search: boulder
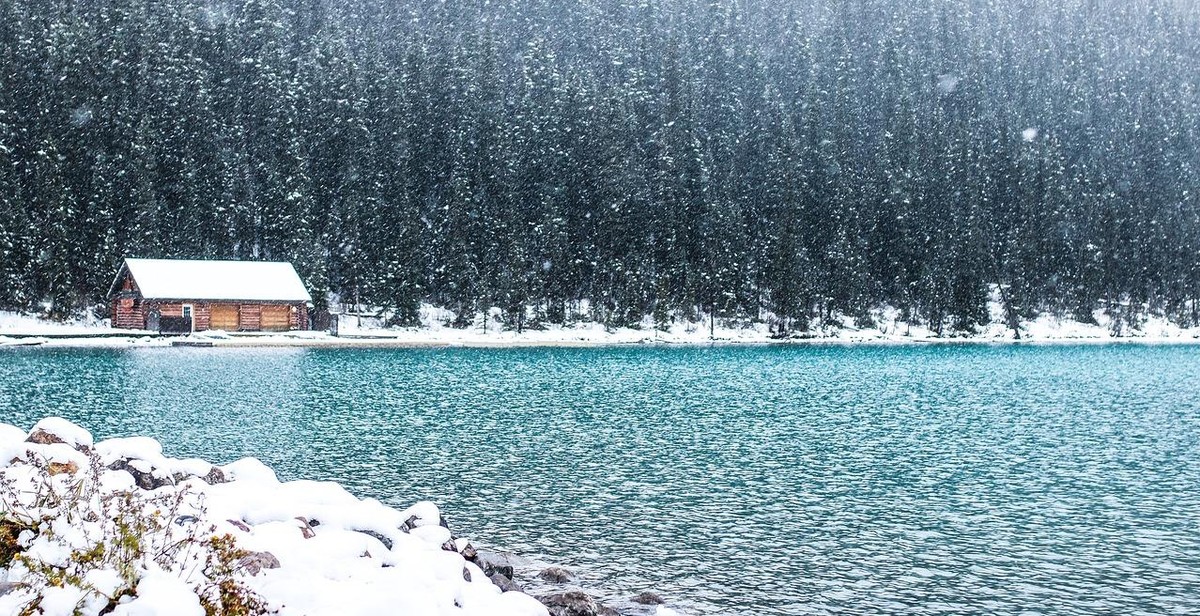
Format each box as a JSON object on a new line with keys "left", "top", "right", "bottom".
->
{"left": 236, "top": 550, "right": 280, "bottom": 576}
{"left": 26, "top": 418, "right": 93, "bottom": 453}
{"left": 47, "top": 460, "right": 79, "bottom": 476}
{"left": 108, "top": 458, "right": 172, "bottom": 490}
{"left": 539, "top": 591, "right": 618, "bottom": 616}
{"left": 398, "top": 501, "right": 442, "bottom": 531}
{"left": 632, "top": 591, "right": 664, "bottom": 605}
{"left": 539, "top": 566, "right": 574, "bottom": 583}
{"left": 489, "top": 572, "right": 522, "bottom": 593}
{"left": 470, "top": 550, "right": 515, "bottom": 579}
{"left": 199, "top": 464, "right": 227, "bottom": 484}
{"left": 353, "top": 528, "right": 394, "bottom": 550}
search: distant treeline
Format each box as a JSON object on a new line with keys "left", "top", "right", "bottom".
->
{"left": 1, "top": 0, "right": 1198, "bottom": 332}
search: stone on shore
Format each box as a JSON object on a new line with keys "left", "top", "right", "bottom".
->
{"left": 632, "top": 591, "right": 665, "bottom": 604}
{"left": 539, "top": 566, "right": 574, "bottom": 583}
{"left": 26, "top": 417, "right": 94, "bottom": 452}
{"left": 490, "top": 572, "right": 523, "bottom": 593}
{"left": 0, "top": 418, "right": 551, "bottom": 616}
{"left": 538, "top": 590, "right": 619, "bottom": 616}
{"left": 235, "top": 551, "right": 281, "bottom": 576}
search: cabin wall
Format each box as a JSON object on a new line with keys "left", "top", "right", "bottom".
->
{"left": 111, "top": 297, "right": 145, "bottom": 329}
{"left": 114, "top": 295, "right": 307, "bottom": 333}
{"left": 111, "top": 271, "right": 145, "bottom": 329}
{"left": 239, "top": 304, "right": 262, "bottom": 331}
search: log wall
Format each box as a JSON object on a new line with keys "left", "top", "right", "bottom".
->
{"left": 110, "top": 267, "right": 309, "bottom": 333}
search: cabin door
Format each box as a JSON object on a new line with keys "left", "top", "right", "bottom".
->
{"left": 181, "top": 304, "right": 195, "bottom": 333}
{"left": 211, "top": 304, "right": 240, "bottom": 331}
{"left": 260, "top": 305, "right": 290, "bottom": 332}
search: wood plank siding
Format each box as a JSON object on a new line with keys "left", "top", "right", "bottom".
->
{"left": 210, "top": 304, "right": 239, "bottom": 330}
{"left": 108, "top": 262, "right": 311, "bottom": 333}
{"left": 260, "top": 305, "right": 290, "bottom": 332}
{"left": 238, "top": 304, "right": 262, "bottom": 331}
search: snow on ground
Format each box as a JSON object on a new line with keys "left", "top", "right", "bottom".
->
{"left": 326, "top": 301, "right": 1200, "bottom": 347}
{"left": 0, "top": 311, "right": 161, "bottom": 348}
{"left": 0, "top": 418, "right": 548, "bottom": 616}
{"left": 2, "top": 303, "right": 1198, "bottom": 349}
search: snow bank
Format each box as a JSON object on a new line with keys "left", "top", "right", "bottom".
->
{"left": 325, "top": 300, "right": 1200, "bottom": 347}
{"left": 0, "top": 418, "right": 548, "bottom": 616}
{"left": 5, "top": 300, "right": 1198, "bottom": 350}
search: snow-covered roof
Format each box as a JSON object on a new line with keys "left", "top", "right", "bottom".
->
{"left": 114, "top": 259, "right": 312, "bottom": 303}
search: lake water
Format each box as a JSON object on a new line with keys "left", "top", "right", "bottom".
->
{"left": 2, "top": 343, "right": 1199, "bottom": 615}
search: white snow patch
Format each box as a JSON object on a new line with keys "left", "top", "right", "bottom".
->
{"left": 109, "top": 573, "right": 205, "bottom": 616}
{"left": 0, "top": 418, "right": 551, "bottom": 616}
{"left": 1022, "top": 127, "right": 1039, "bottom": 142}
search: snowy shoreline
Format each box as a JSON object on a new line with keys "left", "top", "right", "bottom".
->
{"left": 0, "top": 418, "right": 669, "bottom": 616}
{"left": 2, "top": 306, "right": 1199, "bottom": 349}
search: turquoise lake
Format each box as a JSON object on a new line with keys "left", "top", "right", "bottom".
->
{"left": 2, "top": 344, "right": 1199, "bottom": 615}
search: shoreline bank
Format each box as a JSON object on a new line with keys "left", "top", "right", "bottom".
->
{"left": 2, "top": 330, "right": 1199, "bottom": 350}
{"left": 4, "top": 306, "right": 1199, "bottom": 349}
{"left": 0, "top": 418, "right": 673, "bottom": 616}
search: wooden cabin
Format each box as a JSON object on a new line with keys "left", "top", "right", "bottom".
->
{"left": 108, "top": 258, "right": 312, "bottom": 333}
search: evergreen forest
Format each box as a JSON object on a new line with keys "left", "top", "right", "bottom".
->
{"left": 1, "top": 0, "right": 1198, "bottom": 333}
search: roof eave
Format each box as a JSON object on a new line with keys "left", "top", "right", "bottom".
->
{"left": 138, "top": 297, "right": 312, "bottom": 304}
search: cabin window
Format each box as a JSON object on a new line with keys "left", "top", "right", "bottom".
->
{"left": 181, "top": 304, "right": 194, "bottom": 332}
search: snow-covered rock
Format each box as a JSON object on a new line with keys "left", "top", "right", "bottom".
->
{"left": 27, "top": 417, "right": 94, "bottom": 451}
{"left": 0, "top": 419, "right": 549, "bottom": 616}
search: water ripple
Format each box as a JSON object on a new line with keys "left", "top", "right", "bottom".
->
{"left": 1, "top": 344, "right": 1199, "bottom": 615}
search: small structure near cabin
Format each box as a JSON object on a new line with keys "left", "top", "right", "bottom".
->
{"left": 108, "top": 258, "right": 312, "bottom": 334}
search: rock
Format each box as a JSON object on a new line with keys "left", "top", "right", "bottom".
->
{"left": 410, "top": 524, "right": 451, "bottom": 546}
{"left": 0, "top": 581, "right": 24, "bottom": 598}
{"left": 470, "top": 550, "right": 515, "bottom": 579}
{"left": 227, "top": 519, "right": 251, "bottom": 532}
{"left": 295, "top": 517, "right": 316, "bottom": 539}
{"left": 47, "top": 460, "right": 79, "bottom": 476}
{"left": 399, "top": 501, "right": 442, "bottom": 531}
{"left": 539, "top": 566, "right": 574, "bottom": 583}
{"left": 488, "top": 572, "right": 522, "bottom": 593}
{"left": 460, "top": 543, "right": 477, "bottom": 560}
{"left": 236, "top": 550, "right": 280, "bottom": 576}
{"left": 26, "top": 418, "right": 93, "bottom": 453}
{"left": 202, "top": 465, "right": 228, "bottom": 485}
{"left": 539, "top": 591, "right": 614, "bottom": 616}
{"left": 108, "top": 459, "right": 171, "bottom": 490}
{"left": 353, "top": 528, "right": 393, "bottom": 550}
{"left": 632, "top": 591, "right": 665, "bottom": 605}
{"left": 462, "top": 566, "right": 472, "bottom": 582}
